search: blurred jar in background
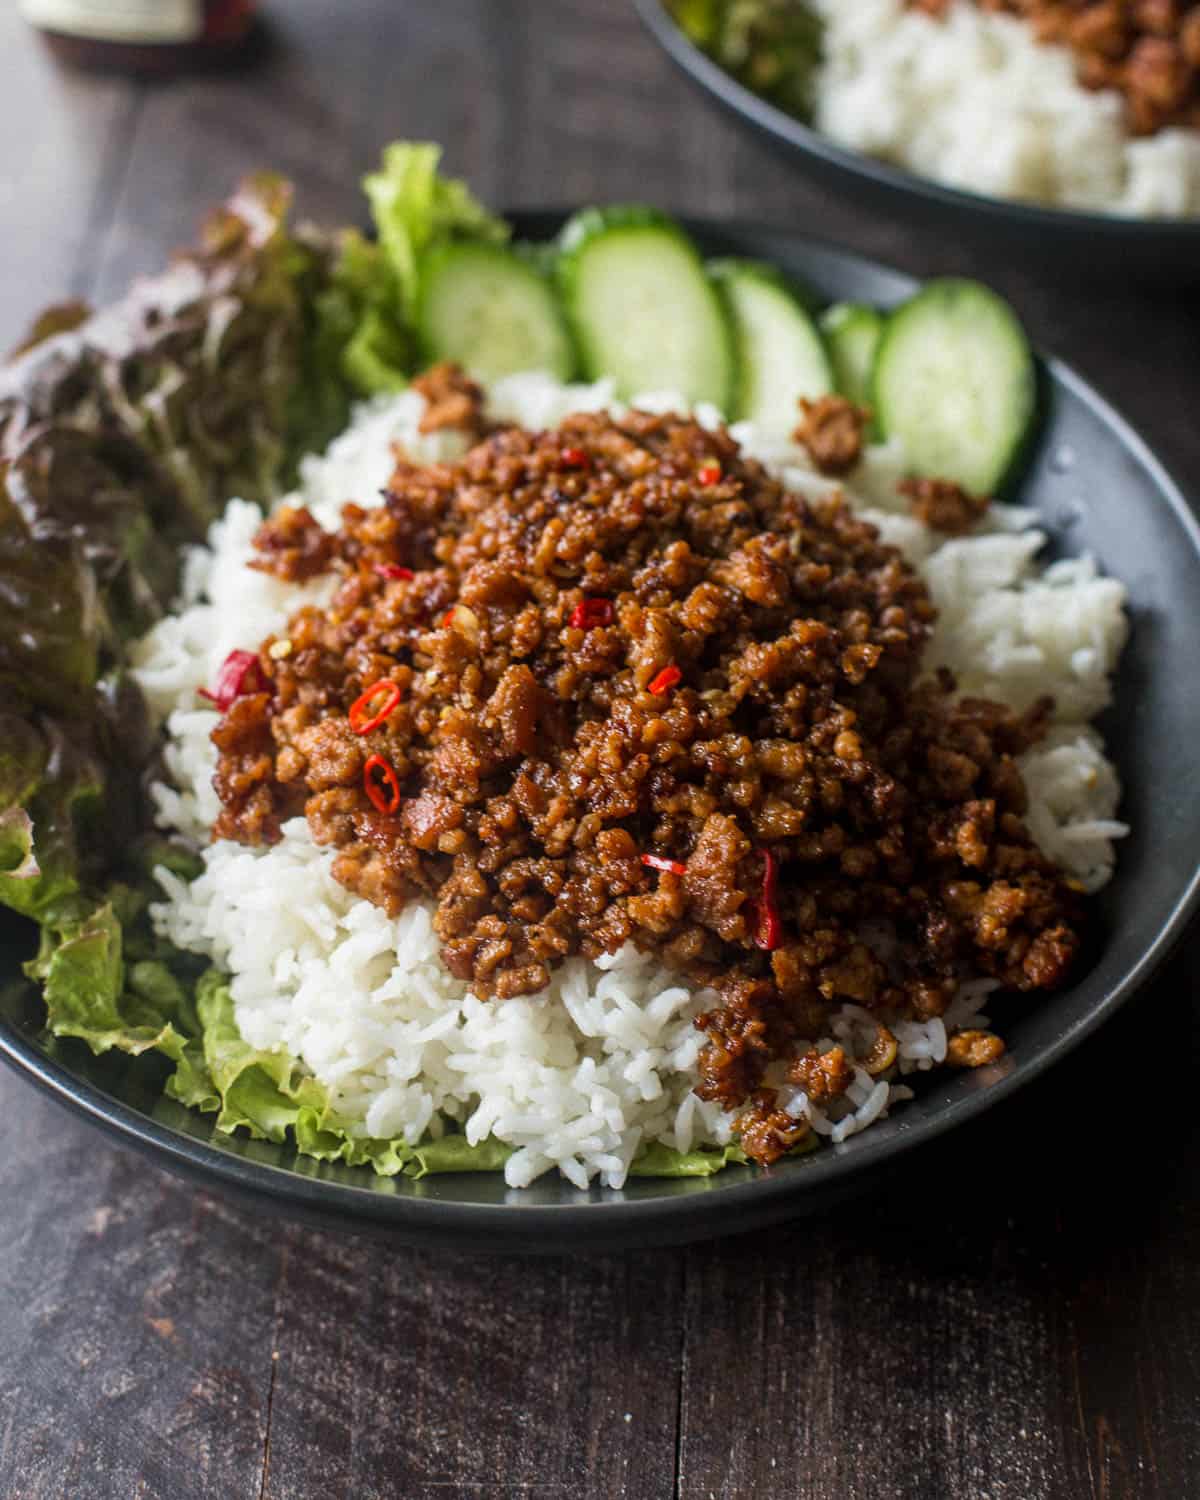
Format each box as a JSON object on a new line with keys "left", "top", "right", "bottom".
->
{"left": 20, "top": 0, "right": 257, "bottom": 74}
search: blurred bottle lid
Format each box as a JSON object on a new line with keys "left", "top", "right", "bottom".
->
{"left": 21, "top": 0, "right": 258, "bottom": 74}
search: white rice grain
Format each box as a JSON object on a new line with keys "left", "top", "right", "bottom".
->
{"left": 810, "top": 0, "right": 1200, "bottom": 217}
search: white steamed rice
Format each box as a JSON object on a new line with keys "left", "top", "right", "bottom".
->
{"left": 131, "top": 372, "right": 1129, "bottom": 1188}
{"left": 809, "top": 0, "right": 1200, "bottom": 217}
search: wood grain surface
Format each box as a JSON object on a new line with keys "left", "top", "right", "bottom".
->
{"left": 2, "top": 4, "right": 1199, "bottom": 1497}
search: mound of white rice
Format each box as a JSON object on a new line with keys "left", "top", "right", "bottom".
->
{"left": 809, "top": 0, "right": 1200, "bottom": 217}
{"left": 132, "top": 373, "right": 1129, "bottom": 1188}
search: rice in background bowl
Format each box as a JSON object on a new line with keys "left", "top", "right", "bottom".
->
{"left": 809, "top": 0, "right": 1200, "bottom": 217}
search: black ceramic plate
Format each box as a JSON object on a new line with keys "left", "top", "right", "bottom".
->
{"left": 2, "top": 215, "right": 1199, "bottom": 1253}
{"left": 633, "top": 0, "right": 1200, "bottom": 284}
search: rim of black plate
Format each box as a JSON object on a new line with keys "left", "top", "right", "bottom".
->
{"left": 2, "top": 217, "right": 1200, "bottom": 1239}
{"left": 633, "top": 0, "right": 1200, "bottom": 242}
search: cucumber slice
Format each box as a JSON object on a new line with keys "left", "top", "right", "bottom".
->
{"left": 417, "top": 241, "right": 574, "bottom": 383}
{"left": 557, "top": 206, "right": 735, "bottom": 408}
{"left": 872, "top": 279, "right": 1036, "bottom": 495}
{"left": 711, "top": 259, "right": 833, "bottom": 433}
{"left": 820, "top": 302, "right": 884, "bottom": 409}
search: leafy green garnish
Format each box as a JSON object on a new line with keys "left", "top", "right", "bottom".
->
{"left": 628, "top": 1139, "right": 750, "bottom": 1177}
{"left": 302, "top": 229, "right": 410, "bottom": 411}
{"left": 363, "top": 141, "right": 509, "bottom": 327}
{"left": 667, "top": 0, "right": 823, "bottom": 119}
{"left": 0, "top": 173, "right": 318, "bottom": 930}
{"left": 29, "top": 898, "right": 205, "bottom": 1096}
{"left": 294, "top": 143, "right": 512, "bottom": 405}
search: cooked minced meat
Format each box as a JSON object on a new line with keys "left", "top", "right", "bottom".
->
{"left": 411, "top": 360, "right": 488, "bottom": 438}
{"left": 212, "top": 391, "right": 1083, "bottom": 1162}
{"left": 899, "top": 476, "right": 991, "bottom": 534}
{"left": 794, "top": 395, "right": 869, "bottom": 476}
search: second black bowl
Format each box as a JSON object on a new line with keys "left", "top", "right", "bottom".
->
{"left": 633, "top": 0, "right": 1200, "bottom": 284}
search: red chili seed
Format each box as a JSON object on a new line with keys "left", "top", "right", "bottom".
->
{"left": 348, "top": 679, "right": 403, "bottom": 736}
{"left": 641, "top": 853, "right": 688, "bottom": 877}
{"left": 363, "top": 753, "right": 402, "bottom": 815}
{"left": 568, "top": 597, "right": 614, "bottom": 630}
{"left": 647, "top": 664, "right": 682, "bottom": 696}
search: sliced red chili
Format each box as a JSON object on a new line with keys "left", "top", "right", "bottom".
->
{"left": 198, "top": 649, "right": 265, "bottom": 712}
{"left": 697, "top": 461, "right": 722, "bottom": 486}
{"left": 363, "top": 753, "right": 402, "bottom": 815}
{"left": 375, "top": 563, "right": 414, "bottom": 581}
{"left": 349, "top": 679, "right": 402, "bottom": 735}
{"left": 752, "top": 848, "right": 782, "bottom": 952}
{"left": 560, "top": 446, "right": 590, "bottom": 470}
{"left": 443, "top": 609, "right": 457, "bottom": 627}
{"left": 647, "top": 664, "right": 682, "bottom": 696}
{"left": 641, "top": 852, "right": 687, "bottom": 877}
{"left": 568, "top": 597, "right": 614, "bottom": 630}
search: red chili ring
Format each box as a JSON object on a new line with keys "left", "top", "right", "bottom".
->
{"left": 752, "top": 848, "right": 782, "bottom": 951}
{"left": 198, "top": 649, "right": 265, "bottom": 712}
{"left": 647, "top": 664, "right": 682, "bottom": 696}
{"left": 560, "top": 446, "right": 590, "bottom": 470}
{"left": 363, "top": 753, "right": 402, "bottom": 815}
{"left": 641, "top": 853, "right": 687, "bottom": 877}
{"left": 349, "top": 679, "right": 402, "bottom": 736}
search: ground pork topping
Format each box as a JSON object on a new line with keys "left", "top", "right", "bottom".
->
{"left": 794, "top": 395, "right": 869, "bottom": 476}
{"left": 411, "top": 360, "right": 488, "bottom": 437}
{"left": 210, "top": 390, "right": 1084, "bottom": 1163}
{"left": 899, "top": 476, "right": 991, "bottom": 534}
{"left": 909, "top": 0, "right": 1200, "bottom": 135}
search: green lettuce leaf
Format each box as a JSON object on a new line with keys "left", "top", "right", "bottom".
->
{"left": 341, "top": 304, "right": 412, "bottom": 396}
{"left": 0, "top": 677, "right": 160, "bottom": 927}
{"left": 406, "top": 1133, "right": 515, "bottom": 1177}
{"left": 186, "top": 971, "right": 414, "bottom": 1174}
{"left": 0, "top": 716, "right": 46, "bottom": 893}
{"left": 315, "top": 231, "right": 411, "bottom": 398}
{"left": 184, "top": 974, "right": 509, "bottom": 1177}
{"left": 31, "top": 899, "right": 202, "bottom": 1086}
{"left": 0, "top": 722, "right": 103, "bottom": 924}
{"left": 363, "top": 141, "right": 508, "bottom": 326}
{"left": 628, "top": 1140, "right": 750, "bottom": 1177}
{"left": 304, "top": 143, "right": 511, "bottom": 401}
{"left": 298, "top": 142, "right": 510, "bottom": 405}
{"left": 0, "top": 808, "right": 37, "bottom": 881}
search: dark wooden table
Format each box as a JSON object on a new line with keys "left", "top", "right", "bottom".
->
{"left": 3, "top": 4, "right": 1199, "bottom": 1497}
